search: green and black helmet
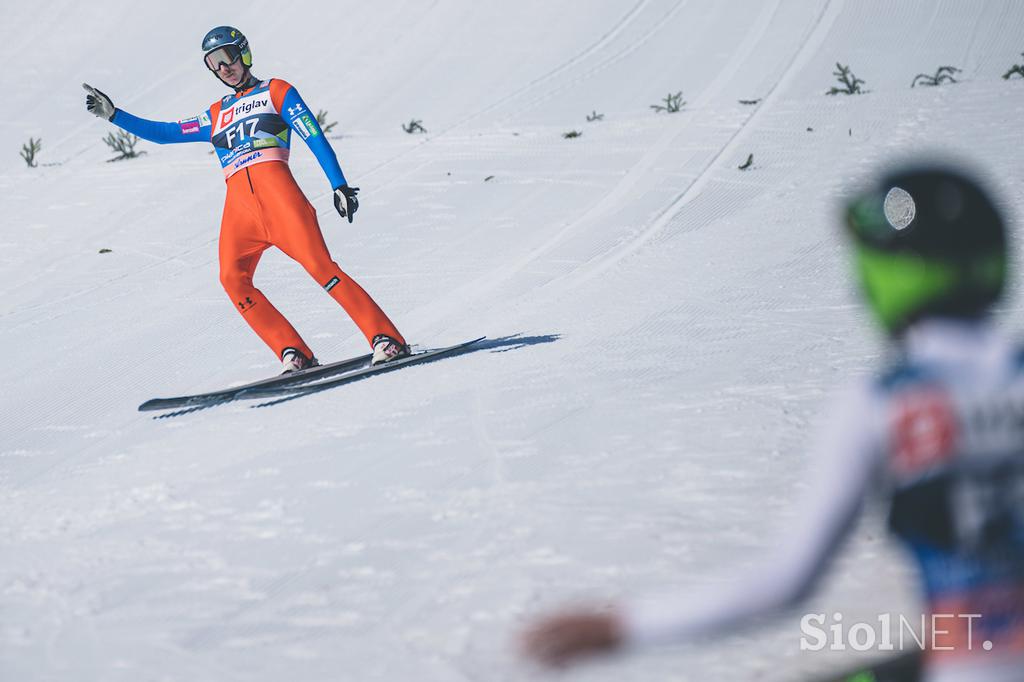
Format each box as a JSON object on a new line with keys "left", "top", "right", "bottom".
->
{"left": 201, "top": 26, "right": 253, "bottom": 72}
{"left": 843, "top": 164, "right": 1007, "bottom": 336}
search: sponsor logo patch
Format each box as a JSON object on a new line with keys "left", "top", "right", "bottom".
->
{"left": 891, "top": 391, "right": 958, "bottom": 476}
{"left": 297, "top": 113, "right": 319, "bottom": 139}
{"left": 324, "top": 276, "right": 340, "bottom": 292}
{"left": 217, "top": 97, "right": 273, "bottom": 133}
{"left": 234, "top": 97, "right": 269, "bottom": 117}
{"left": 179, "top": 117, "right": 201, "bottom": 134}
{"left": 233, "top": 150, "right": 263, "bottom": 169}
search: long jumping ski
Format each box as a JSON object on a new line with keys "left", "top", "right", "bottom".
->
{"left": 246, "top": 337, "right": 486, "bottom": 406}
{"left": 138, "top": 351, "right": 373, "bottom": 412}
{"left": 139, "top": 337, "right": 486, "bottom": 412}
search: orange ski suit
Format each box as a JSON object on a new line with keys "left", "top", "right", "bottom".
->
{"left": 110, "top": 76, "right": 404, "bottom": 361}
{"left": 218, "top": 159, "right": 403, "bottom": 360}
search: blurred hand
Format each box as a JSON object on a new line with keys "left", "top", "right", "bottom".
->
{"left": 82, "top": 83, "right": 115, "bottom": 121}
{"left": 333, "top": 184, "right": 360, "bottom": 224}
{"left": 521, "top": 609, "right": 625, "bottom": 668}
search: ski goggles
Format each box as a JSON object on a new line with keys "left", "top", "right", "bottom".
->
{"left": 204, "top": 44, "right": 243, "bottom": 71}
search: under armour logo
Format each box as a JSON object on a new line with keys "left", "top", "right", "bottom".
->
{"left": 287, "top": 103, "right": 304, "bottom": 117}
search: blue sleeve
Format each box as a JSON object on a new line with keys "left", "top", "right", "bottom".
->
{"left": 279, "top": 87, "right": 348, "bottom": 189}
{"left": 110, "top": 109, "right": 212, "bottom": 145}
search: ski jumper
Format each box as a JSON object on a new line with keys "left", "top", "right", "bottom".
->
{"left": 110, "top": 78, "right": 405, "bottom": 360}
{"left": 621, "top": 321, "right": 1024, "bottom": 682}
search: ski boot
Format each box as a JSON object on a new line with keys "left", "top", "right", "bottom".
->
{"left": 281, "top": 347, "right": 319, "bottom": 374}
{"left": 371, "top": 334, "right": 411, "bottom": 366}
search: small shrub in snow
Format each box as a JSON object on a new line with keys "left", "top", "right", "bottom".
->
{"left": 402, "top": 119, "right": 427, "bottom": 134}
{"left": 103, "top": 131, "right": 146, "bottom": 162}
{"left": 826, "top": 63, "right": 866, "bottom": 95}
{"left": 1004, "top": 53, "right": 1024, "bottom": 80}
{"left": 911, "top": 66, "right": 961, "bottom": 87}
{"left": 650, "top": 91, "right": 685, "bottom": 113}
{"left": 586, "top": 110, "right": 604, "bottom": 122}
{"left": 562, "top": 130, "right": 582, "bottom": 139}
{"left": 20, "top": 137, "right": 41, "bottom": 168}
{"left": 316, "top": 109, "right": 338, "bottom": 135}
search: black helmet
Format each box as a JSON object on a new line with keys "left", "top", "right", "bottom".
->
{"left": 842, "top": 164, "right": 1007, "bottom": 335}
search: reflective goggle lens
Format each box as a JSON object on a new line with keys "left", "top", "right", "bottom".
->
{"left": 204, "top": 45, "right": 242, "bottom": 71}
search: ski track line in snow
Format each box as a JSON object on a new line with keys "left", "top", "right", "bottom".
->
{"left": 312, "top": 0, "right": 658, "bottom": 198}
{"left": 392, "top": 116, "right": 690, "bottom": 333}
{"left": 445, "top": 0, "right": 659, "bottom": 126}
{"left": 495, "top": 0, "right": 693, "bottom": 121}
{"left": 289, "top": 2, "right": 706, "bottom": 336}
{"left": 395, "top": 0, "right": 814, "bottom": 331}
{"left": 541, "top": 0, "right": 846, "bottom": 295}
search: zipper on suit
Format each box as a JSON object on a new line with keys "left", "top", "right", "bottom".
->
{"left": 245, "top": 166, "right": 255, "bottom": 193}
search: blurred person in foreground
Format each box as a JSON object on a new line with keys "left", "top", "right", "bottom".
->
{"left": 522, "top": 162, "right": 1024, "bottom": 682}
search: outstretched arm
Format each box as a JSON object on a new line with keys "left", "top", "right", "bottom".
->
{"left": 522, "top": 382, "right": 885, "bottom": 666}
{"left": 111, "top": 109, "right": 213, "bottom": 145}
{"left": 83, "top": 83, "right": 212, "bottom": 145}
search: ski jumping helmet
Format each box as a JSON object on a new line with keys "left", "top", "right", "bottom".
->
{"left": 843, "top": 164, "right": 1007, "bottom": 336}
{"left": 201, "top": 26, "right": 252, "bottom": 72}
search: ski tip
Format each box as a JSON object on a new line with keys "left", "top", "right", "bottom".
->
{"left": 449, "top": 336, "right": 486, "bottom": 351}
{"left": 139, "top": 399, "right": 175, "bottom": 412}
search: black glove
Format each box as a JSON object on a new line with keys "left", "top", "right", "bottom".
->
{"left": 82, "top": 83, "right": 116, "bottom": 121}
{"left": 333, "top": 184, "right": 360, "bottom": 224}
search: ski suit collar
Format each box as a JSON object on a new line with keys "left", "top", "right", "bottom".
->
{"left": 902, "top": 318, "right": 1013, "bottom": 377}
{"left": 232, "top": 73, "right": 261, "bottom": 94}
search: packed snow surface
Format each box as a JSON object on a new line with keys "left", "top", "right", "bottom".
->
{"left": 2, "top": 1, "right": 1024, "bottom": 680}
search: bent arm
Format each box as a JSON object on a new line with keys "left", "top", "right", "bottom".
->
{"left": 621, "top": 382, "right": 884, "bottom": 646}
{"left": 271, "top": 81, "right": 347, "bottom": 189}
{"left": 111, "top": 109, "right": 212, "bottom": 145}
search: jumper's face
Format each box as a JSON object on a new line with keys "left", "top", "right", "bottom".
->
{"left": 204, "top": 45, "right": 248, "bottom": 88}
{"left": 215, "top": 59, "right": 247, "bottom": 88}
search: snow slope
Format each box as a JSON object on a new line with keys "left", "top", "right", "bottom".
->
{"left": 2, "top": 1, "right": 1024, "bottom": 680}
